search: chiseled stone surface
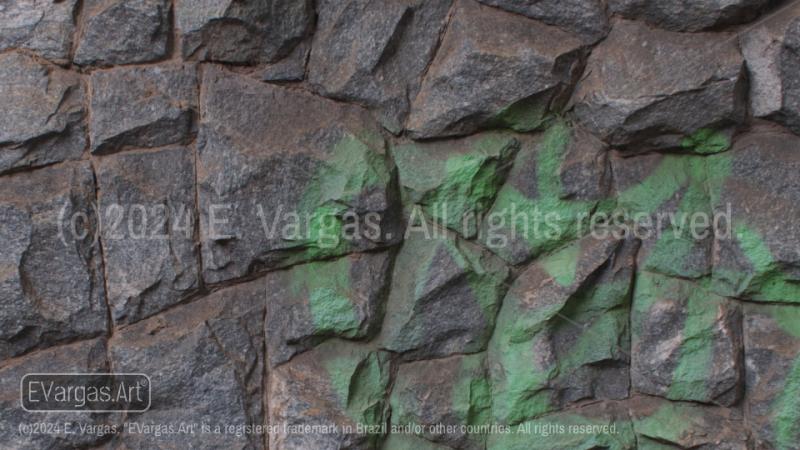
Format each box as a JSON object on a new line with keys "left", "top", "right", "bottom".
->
{"left": 477, "top": 0, "right": 609, "bottom": 43}
{"left": 0, "top": 0, "right": 78, "bottom": 64}
{"left": 0, "top": 162, "right": 107, "bottom": 361}
{"left": 407, "top": 0, "right": 585, "bottom": 139}
{"left": 0, "top": 51, "right": 85, "bottom": 175}
{"left": 610, "top": 0, "right": 773, "bottom": 32}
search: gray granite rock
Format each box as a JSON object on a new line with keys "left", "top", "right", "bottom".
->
{"left": 197, "top": 66, "right": 401, "bottom": 285}
{"left": 0, "top": 162, "right": 108, "bottom": 361}
{"left": 406, "top": 0, "right": 585, "bottom": 139}
{"left": 89, "top": 64, "right": 198, "bottom": 155}
{"left": 0, "top": 339, "right": 111, "bottom": 450}
{"left": 477, "top": 0, "right": 608, "bottom": 43}
{"left": 109, "top": 279, "right": 266, "bottom": 449}
{"left": 74, "top": 0, "right": 170, "bottom": 66}
{"left": 95, "top": 147, "right": 200, "bottom": 326}
{"left": 380, "top": 230, "right": 509, "bottom": 360}
{"left": 265, "top": 251, "right": 393, "bottom": 367}
{"left": 610, "top": 0, "right": 773, "bottom": 32}
{"left": 742, "top": 11, "right": 800, "bottom": 135}
{"left": 0, "top": 0, "right": 78, "bottom": 63}
{"left": 177, "top": 0, "right": 312, "bottom": 64}
{"left": 308, "top": 0, "right": 452, "bottom": 133}
{"left": 571, "top": 19, "right": 747, "bottom": 152}
{"left": 0, "top": 51, "right": 85, "bottom": 175}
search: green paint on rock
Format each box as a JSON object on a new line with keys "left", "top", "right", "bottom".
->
{"left": 680, "top": 128, "right": 731, "bottom": 154}
{"left": 488, "top": 412, "right": 636, "bottom": 449}
{"left": 489, "top": 95, "right": 551, "bottom": 132}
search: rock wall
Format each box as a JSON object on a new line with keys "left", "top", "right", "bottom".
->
{"left": 1, "top": 0, "right": 800, "bottom": 449}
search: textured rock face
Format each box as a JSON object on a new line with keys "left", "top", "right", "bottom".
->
{"left": 95, "top": 147, "right": 200, "bottom": 325}
{"left": 269, "top": 340, "right": 392, "bottom": 450}
{"left": 0, "top": 52, "right": 85, "bottom": 175}
{"left": 380, "top": 231, "right": 509, "bottom": 360}
{"left": 708, "top": 124, "right": 800, "bottom": 302}
{"left": 610, "top": 0, "right": 773, "bottom": 31}
{"left": 742, "top": 10, "right": 800, "bottom": 135}
{"left": 489, "top": 234, "right": 636, "bottom": 425}
{"left": 0, "top": 0, "right": 78, "bottom": 63}
{"left": 308, "top": 0, "right": 452, "bottom": 133}
{"left": 109, "top": 279, "right": 266, "bottom": 449}
{"left": 477, "top": 0, "right": 609, "bottom": 43}
{"left": 407, "top": 0, "right": 585, "bottom": 139}
{"left": 176, "top": 0, "right": 312, "bottom": 63}
{"left": 197, "top": 66, "right": 401, "bottom": 285}
{"left": 571, "top": 19, "right": 747, "bottom": 152}
{"left": 89, "top": 64, "right": 198, "bottom": 154}
{"left": 265, "top": 250, "right": 393, "bottom": 367}
{"left": 74, "top": 0, "right": 170, "bottom": 66}
{"left": 0, "top": 163, "right": 107, "bottom": 360}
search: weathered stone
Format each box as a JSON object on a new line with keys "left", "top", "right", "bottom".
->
{"left": 390, "top": 353, "right": 490, "bottom": 450}
{"left": 89, "top": 64, "right": 197, "bottom": 155}
{"left": 743, "top": 303, "right": 800, "bottom": 448}
{"left": 95, "top": 147, "right": 200, "bottom": 325}
{"left": 109, "top": 279, "right": 265, "bottom": 449}
{"left": 308, "top": 0, "right": 452, "bottom": 133}
{"left": 406, "top": 0, "right": 585, "bottom": 139}
{"left": 380, "top": 230, "right": 509, "bottom": 360}
{"left": 0, "top": 0, "right": 77, "bottom": 63}
{"left": 0, "top": 339, "right": 111, "bottom": 449}
{"left": 610, "top": 0, "right": 773, "bottom": 32}
{"left": 0, "top": 162, "right": 107, "bottom": 360}
{"left": 198, "top": 66, "right": 401, "bottom": 285}
{"left": 0, "top": 51, "right": 85, "bottom": 175}
{"left": 741, "top": 10, "right": 800, "bottom": 135}
{"left": 384, "top": 434, "right": 451, "bottom": 450}
{"left": 708, "top": 124, "right": 800, "bottom": 302}
{"left": 177, "top": 0, "right": 312, "bottom": 64}
{"left": 479, "top": 122, "right": 613, "bottom": 265}
{"left": 269, "top": 340, "right": 391, "bottom": 450}
{"left": 259, "top": 41, "right": 309, "bottom": 82}
{"left": 612, "top": 152, "right": 714, "bottom": 279}
{"left": 488, "top": 402, "right": 636, "bottom": 449}
{"left": 489, "top": 233, "right": 635, "bottom": 425}
{"left": 631, "top": 272, "right": 743, "bottom": 406}
{"left": 265, "top": 251, "right": 393, "bottom": 367}
{"left": 571, "top": 19, "right": 747, "bottom": 152}
{"left": 477, "top": 0, "right": 609, "bottom": 43}
{"left": 74, "top": 0, "right": 170, "bottom": 66}
{"left": 393, "top": 132, "right": 520, "bottom": 238}
{"left": 630, "top": 396, "right": 748, "bottom": 449}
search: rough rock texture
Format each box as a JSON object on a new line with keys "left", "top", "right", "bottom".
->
{"left": 489, "top": 233, "right": 636, "bottom": 425}
{"left": 74, "top": 0, "right": 171, "bottom": 66}
{"left": 0, "top": 0, "right": 78, "bottom": 64}
{"left": 0, "top": 163, "right": 107, "bottom": 361}
{"left": 308, "top": 0, "right": 452, "bottom": 133}
{"left": 109, "top": 279, "right": 266, "bottom": 449}
{"left": 571, "top": 19, "right": 747, "bottom": 152}
{"left": 610, "top": 0, "right": 774, "bottom": 32}
{"left": 265, "top": 250, "right": 393, "bottom": 367}
{"left": 406, "top": 0, "right": 585, "bottom": 139}
{"left": 95, "top": 147, "right": 200, "bottom": 325}
{"left": 198, "top": 66, "right": 401, "bottom": 285}
{"left": 89, "top": 64, "right": 198, "bottom": 154}
{"left": 380, "top": 231, "right": 509, "bottom": 360}
{"left": 3, "top": 1, "right": 800, "bottom": 448}
{"left": 477, "top": 0, "right": 609, "bottom": 43}
{"left": 269, "top": 340, "right": 392, "bottom": 450}
{"left": 0, "top": 51, "right": 85, "bottom": 175}
{"left": 176, "top": 0, "right": 312, "bottom": 64}
{"left": 631, "top": 272, "right": 743, "bottom": 406}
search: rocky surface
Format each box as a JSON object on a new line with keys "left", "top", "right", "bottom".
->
{"left": 406, "top": 0, "right": 585, "bottom": 139}
{"left": 89, "top": 64, "right": 198, "bottom": 154}
{"left": 571, "top": 19, "right": 747, "bottom": 152}
{"left": 0, "top": 51, "right": 85, "bottom": 175}
{"left": 2, "top": 1, "right": 800, "bottom": 448}
{"left": 74, "top": 0, "right": 171, "bottom": 66}
{"left": 0, "top": 0, "right": 78, "bottom": 64}
{"left": 176, "top": 0, "right": 312, "bottom": 64}
{"left": 95, "top": 147, "right": 200, "bottom": 325}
